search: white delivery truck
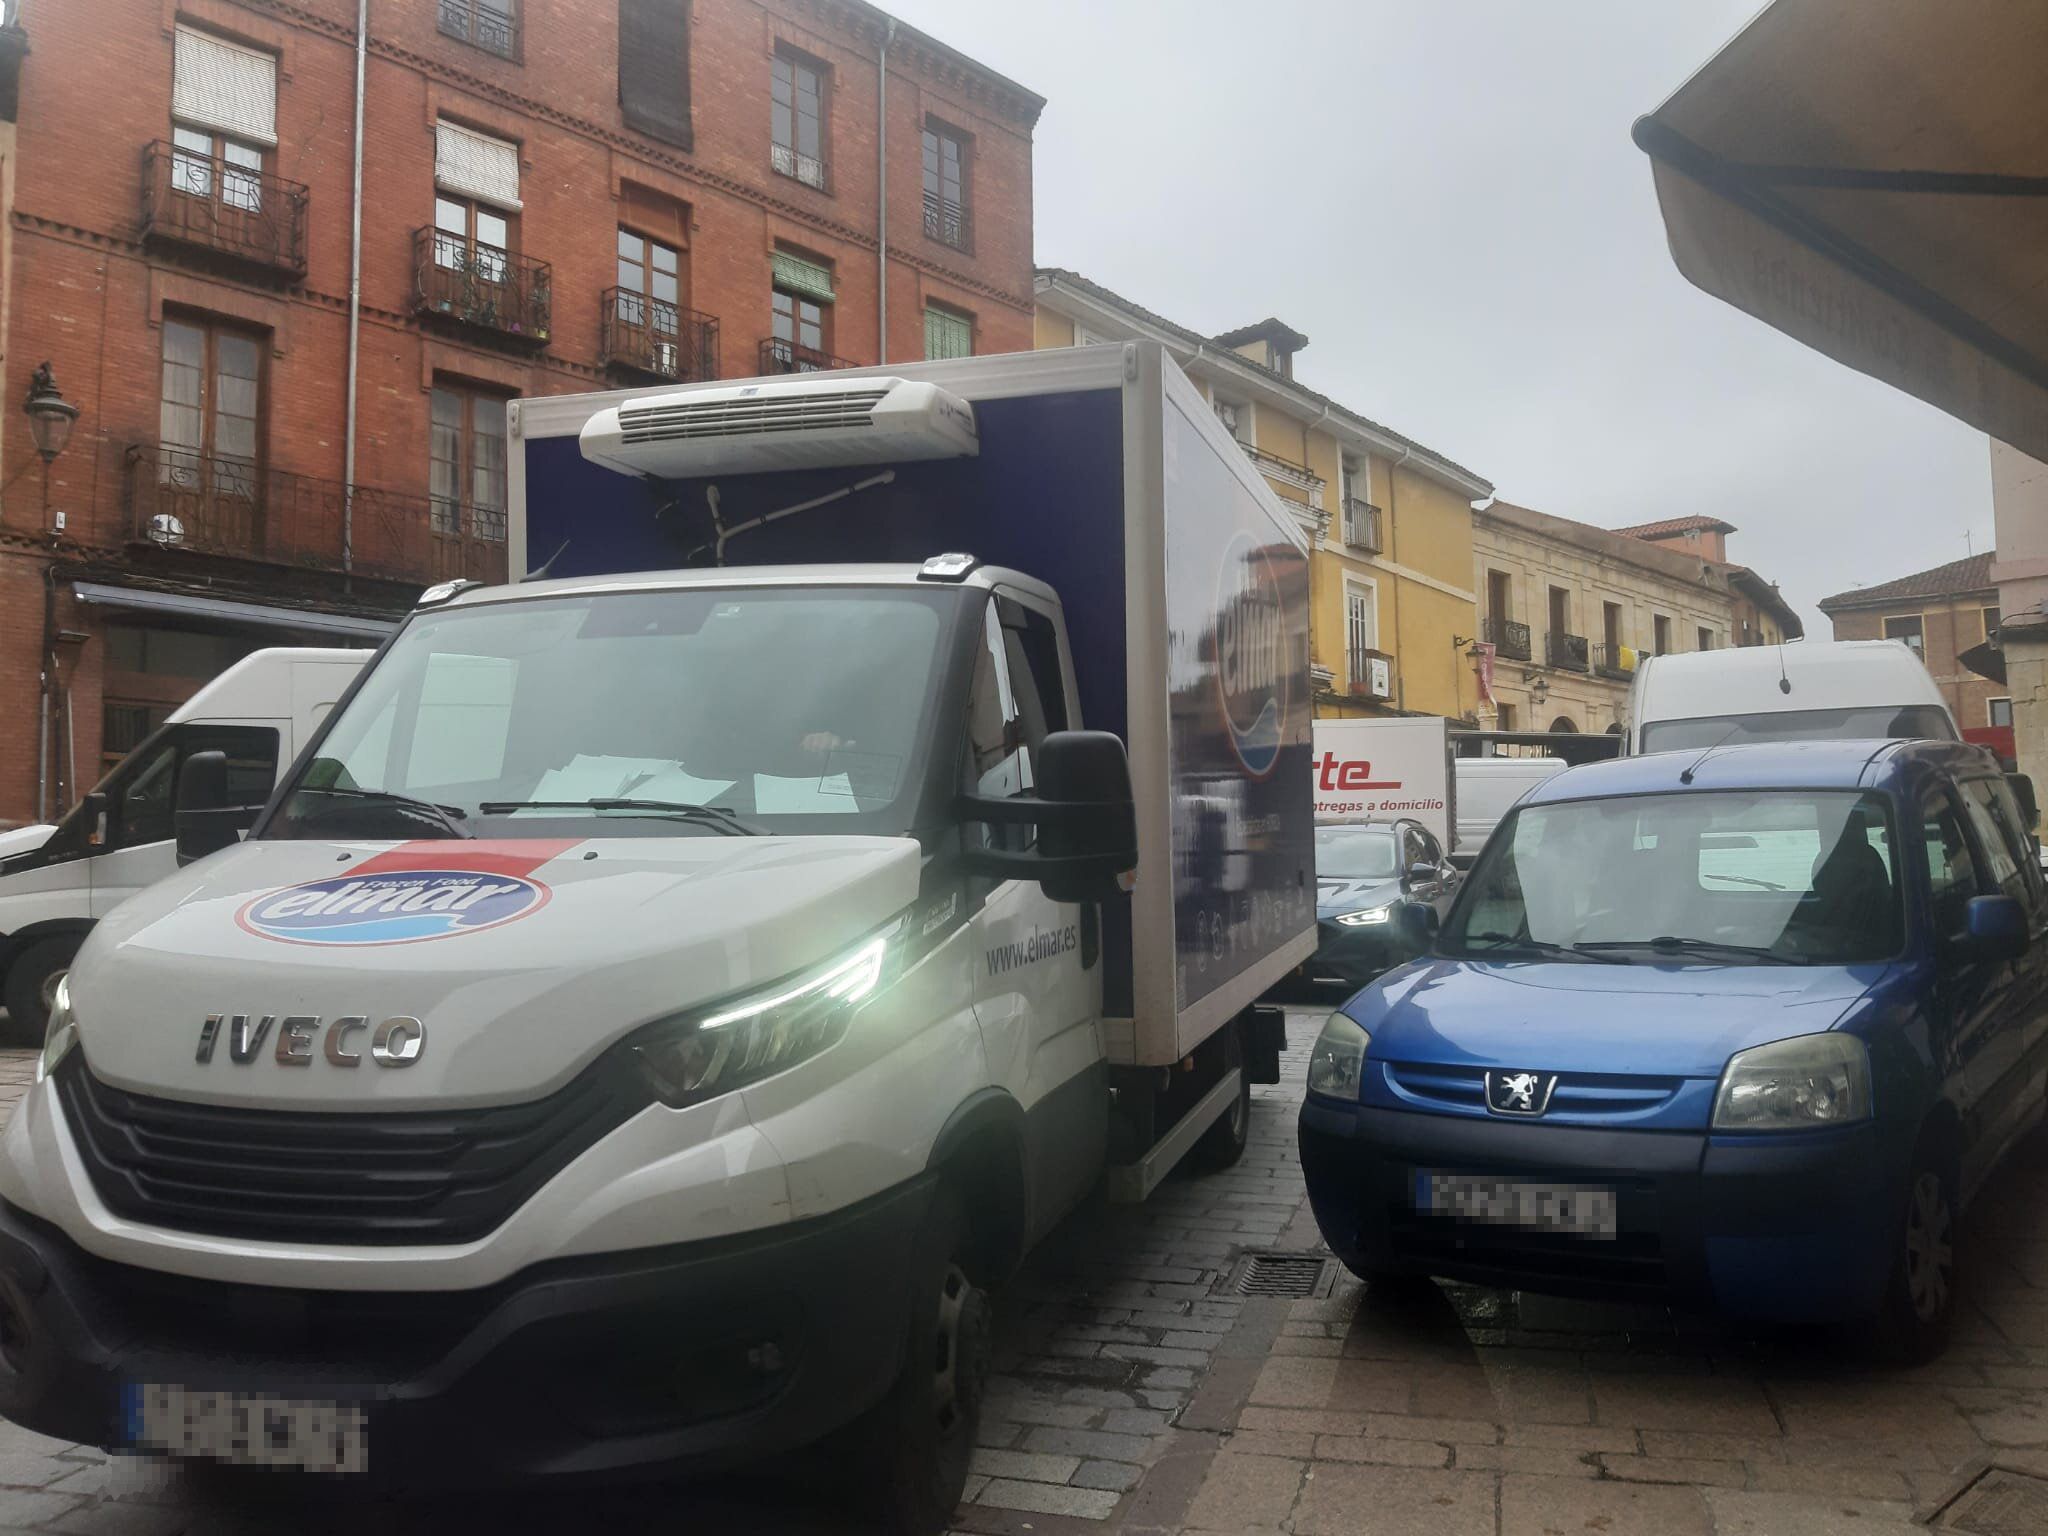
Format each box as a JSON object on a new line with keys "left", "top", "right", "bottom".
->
{"left": 1309, "top": 716, "right": 1454, "bottom": 849}
{"left": 0, "top": 648, "right": 369, "bottom": 1038}
{"left": 0, "top": 344, "right": 1314, "bottom": 1532}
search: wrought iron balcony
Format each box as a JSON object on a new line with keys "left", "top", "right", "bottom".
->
{"left": 1482, "top": 615, "right": 1531, "bottom": 661}
{"left": 1342, "top": 498, "right": 1382, "bottom": 553}
{"left": 438, "top": 0, "right": 518, "bottom": 58}
{"left": 770, "top": 142, "right": 829, "bottom": 192}
{"left": 1593, "top": 642, "right": 1638, "bottom": 679}
{"left": 1547, "top": 631, "right": 1590, "bottom": 672}
{"left": 141, "top": 141, "right": 307, "bottom": 279}
{"left": 600, "top": 290, "right": 718, "bottom": 383}
{"left": 123, "top": 443, "right": 506, "bottom": 586}
{"left": 759, "top": 336, "right": 855, "bottom": 375}
{"left": 923, "top": 192, "right": 972, "bottom": 253}
{"left": 413, "top": 228, "right": 551, "bottom": 348}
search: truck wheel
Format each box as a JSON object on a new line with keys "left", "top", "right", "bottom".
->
{"left": 1871, "top": 1133, "right": 1958, "bottom": 1365}
{"left": 2, "top": 937, "right": 78, "bottom": 1047}
{"left": 1190, "top": 1020, "right": 1252, "bottom": 1172}
{"left": 854, "top": 1184, "right": 989, "bottom": 1536}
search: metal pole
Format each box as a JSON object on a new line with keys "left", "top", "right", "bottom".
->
{"left": 876, "top": 19, "right": 895, "bottom": 363}
{"left": 341, "top": 0, "right": 368, "bottom": 573}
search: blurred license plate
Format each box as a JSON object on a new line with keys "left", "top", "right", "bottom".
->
{"left": 126, "top": 1383, "right": 367, "bottom": 1474}
{"left": 1416, "top": 1173, "right": 1617, "bottom": 1240}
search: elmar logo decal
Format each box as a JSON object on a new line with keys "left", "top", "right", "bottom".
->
{"left": 1213, "top": 530, "right": 1290, "bottom": 778}
{"left": 237, "top": 870, "right": 550, "bottom": 946}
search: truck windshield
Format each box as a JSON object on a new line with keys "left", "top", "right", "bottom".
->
{"left": 1639, "top": 704, "right": 1955, "bottom": 753}
{"left": 271, "top": 587, "right": 949, "bottom": 840}
{"left": 1440, "top": 789, "right": 1903, "bottom": 965}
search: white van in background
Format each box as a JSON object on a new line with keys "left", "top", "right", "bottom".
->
{"left": 0, "top": 647, "right": 370, "bottom": 1037}
{"left": 1624, "top": 640, "right": 1957, "bottom": 755}
{"left": 1450, "top": 755, "right": 1569, "bottom": 869}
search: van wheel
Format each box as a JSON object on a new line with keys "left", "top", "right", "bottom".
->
{"left": 2, "top": 937, "right": 78, "bottom": 1047}
{"left": 853, "top": 1185, "right": 989, "bottom": 1536}
{"left": 1191, "top": 1020, "right": 1252, "bottom": 1172}
{"left": 1872, "top": 1135, "right": 1957, "bottom": 1364}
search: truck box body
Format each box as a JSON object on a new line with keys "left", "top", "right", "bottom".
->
{"left": 509, "top": 343, "right": 1316, "bottom": 1064}
{"left": 1309, "top": 717, "right": 1455, "bottom": 850}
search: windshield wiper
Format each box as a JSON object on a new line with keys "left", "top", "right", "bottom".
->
{"left": 289, "top": 785, "right": 472, "bottom": 839}
{"left": 475, "top": 798, "right": 763, "bottom": 836}
{"left": 1699, "top": 871, "right": 1787, "bottom": 891}
{"left": 1454, "top": 931, "right": 1626, "bottom": 964}
{"left": 1576, "top": 936, "right": 1795, "bottom": 964}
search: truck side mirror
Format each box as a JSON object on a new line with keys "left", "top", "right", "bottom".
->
{"left": 174, "top": 751, "right": 243, "bottom": 866}
{"left": 959, "top": 730, "right": 1137, "bottom": 903}
{"left": 1402, "top": 861, "right": 1437, "bottom": 887}
{"left": 2007, "top": 771, "right": 2038, "bottom": 830}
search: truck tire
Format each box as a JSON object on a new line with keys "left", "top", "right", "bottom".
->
{"left": 2, "top": 936, "right": 78, "bottom": 1047}
{"left": 1870, "top": 1131, "right": 1958, "bottom": 1365}
{"left": 852, "top": 1184, "right": 990, "bottom": 1535}
{"left": 1190, "top": 1019, "right": 1252, "bottom": 1172}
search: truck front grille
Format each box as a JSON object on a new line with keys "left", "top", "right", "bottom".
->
{"left": 54, "top": 1054, "right": 654, "bottom": 1246}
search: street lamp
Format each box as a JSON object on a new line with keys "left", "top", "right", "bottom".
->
{"left": 22, "top": 362, "right": 77, "bottom": 532}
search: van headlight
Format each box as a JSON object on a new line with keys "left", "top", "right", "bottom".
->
{"left": 1307, "top": 1011, "right": 1371, "bottom": 1099}
{"left": 1712, "top": 1033, "right": 1870, "bottom": 1131}
{"left": 37, "top": 974, "right": 77, "bottom": 1083}
{"left": 628, "top": 925, "right": 894, "bottom": 1109}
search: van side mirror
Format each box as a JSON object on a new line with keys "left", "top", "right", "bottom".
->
{"left": 960, "top": 730, "right": 1137, "bottom": 903}
{"left": 174, "top": 751, "right": 244, "bottom": 866}
{"left": 1397, "top": 902, "right": 1440, "bottom": 950}
{"left": 1962, "top": 894, "right": 2029, "bottom": 964}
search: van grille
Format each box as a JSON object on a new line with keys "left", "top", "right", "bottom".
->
{"left": 1384, "top": 1063, "right": 1683, "bottom": 1118}
{"left": 618, "top": 389, "right": 890, "bottom": 443}
{"left": 54, "top": 1054, "right": 653, "bottom": 1246}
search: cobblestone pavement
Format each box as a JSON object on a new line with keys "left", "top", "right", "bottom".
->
{"left": 0, "top": 1012, "right": 2042, "bottom": 1534}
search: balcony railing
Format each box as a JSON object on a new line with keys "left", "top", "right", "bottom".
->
{"left": 923, "top": 192, "right": 972, "bottom": 253}
{"left": 1593, "top": 642, "right": 1638, "bottom": 679}
{"left": 141, "top": 141, "right": 307, "bottom": 279}
{"left": 123, "top": 443, "right": 507, "bottom": 586}
{"left": 759, "top": 336, "right": 855, "bottom": 375}
{"left": 600, "top": 290, "right": 718, "bottom": 383}
{"left": 770, "top": 142, "right": 829, "bottom": 192}
{"left": 1347, "top": 647, "right": 1395, "bottom": 701}
{"left": 1482, "top": 615, "right": 1531, "bottom": 661}
{"left": 438, "top": 0, "right": 518, "bottom": 58}
{"left": 1342, "top": 498, "right": 1382, "bottom": 553}
{"left": 1243, "top": 444, "right": 1326, "bottom": 511}
{"left": 1547, "top": 631, "right": 1590, "bottom": 672}
{"left": 413, "top": 228, "right": 551, "bottom": 347}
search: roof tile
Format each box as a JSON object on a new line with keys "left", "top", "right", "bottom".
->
{"left": 1818, "top": 551, "right": 1996, "bottom": 610}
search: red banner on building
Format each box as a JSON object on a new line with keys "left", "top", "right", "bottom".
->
{"left": 1474, "top": 642, "right": 1496, "bottom": 705}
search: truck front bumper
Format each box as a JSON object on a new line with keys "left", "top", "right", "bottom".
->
{"left": 1298, "top": 1099, "right": 1898, "bottom": 1321}
{"left": 0, "top": 1176, "right": 933, "bottom": 1486}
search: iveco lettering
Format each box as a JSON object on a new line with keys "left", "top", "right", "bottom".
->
{"left": 0, "top": 346, "right": 1308, "bottom": 1532}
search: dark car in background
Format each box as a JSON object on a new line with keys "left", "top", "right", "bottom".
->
{"left": 1302, "top": 820, "right": 1461, "bottom": 991}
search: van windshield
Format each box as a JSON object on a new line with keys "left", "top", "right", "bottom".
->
{"left": 270, "top": 587, "right": 951, "bottom": 840}
{"left": 1639, "top": 704, "right": 1955, "bottom": 753}
{"left": 1440, "top": 789, "right": 1902, "bottom": 965}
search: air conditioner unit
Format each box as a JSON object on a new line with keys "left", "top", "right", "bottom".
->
{"left": 579, "top": 375, "right": 980, "bottom": 478}
{"left": 1347, "top": 655, "right": 1393, "bottom": 700}
{"left": 650, "top": 341, "right": 680, "bottom": 377}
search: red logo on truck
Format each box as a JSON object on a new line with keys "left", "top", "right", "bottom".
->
{"left": 1316, "top": 753, "right": 1401, "bottom": 792}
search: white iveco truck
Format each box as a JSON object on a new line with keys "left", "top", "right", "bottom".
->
{"left": 0, "top": 343, "right": 1316, "bottom": 1532}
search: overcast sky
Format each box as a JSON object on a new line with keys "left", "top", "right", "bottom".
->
{"left": 882, "top": 0, "right": 1995, "bottom": 633}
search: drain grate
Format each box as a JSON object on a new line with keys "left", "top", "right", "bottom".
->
{"left": 1929, "top": 1465, "right": 2048, "bottom": 1533}
{"left": 1219, "top": 1250, "right": 1334, "bottom": 1299}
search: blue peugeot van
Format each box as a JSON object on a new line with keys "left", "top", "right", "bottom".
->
{"left": 1299, "top": 739, "right": 2048, "bottom": 1358}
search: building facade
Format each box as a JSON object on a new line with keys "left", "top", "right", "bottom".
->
{"left": 1818, "top": 553, "right": 2005, "bottom": 735}
{"left": 0, "top": 0, "right": 1040, "bottom": 826}
{"left": 1033, "top": 270, "right": 1494, "bottom": 722}
{"left": 1991, "top": 442, "right": 2048, "bottom": 803}
{"left": 1473, "top": 501, "right": 1746, "bottom": 737}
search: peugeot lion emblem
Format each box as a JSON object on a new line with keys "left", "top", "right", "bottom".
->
{"left": 1485, "top": 1069, "right": 1557, "bottom": 1117}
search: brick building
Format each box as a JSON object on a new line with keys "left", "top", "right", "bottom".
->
{"left": 1819, "top": 552, "right": 2006, "bottom": 737}
{"left": 0, "top": 0, "right": 1041, "bottom": 826}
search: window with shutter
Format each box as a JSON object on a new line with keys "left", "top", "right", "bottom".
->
{"left": 923, "top": 305, "right": 972, "bottom": 361}
{"left": 618, "top": 0, "right": 692, "bottom": 151}
{"left": 435, "top": 121, "right": 521, "bottom": 210}
{"left": 172, "top": 26, "right": 277, "bottom": 147}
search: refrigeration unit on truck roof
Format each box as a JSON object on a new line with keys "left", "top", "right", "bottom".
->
{"left": 577, "top": 374, "right": 980, "bottom": 478}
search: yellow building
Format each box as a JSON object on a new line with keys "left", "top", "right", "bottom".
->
{"left": 1033, "top": 270, "right": 1493, "bottom": 721}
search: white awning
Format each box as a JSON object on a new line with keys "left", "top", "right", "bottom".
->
{"left": 436, "top": 120, "right": 521, "bottom": 210}
{"left": 1634, "top": 0, "right": 2048, "bottom": 463}
{"left": 71, "top": 583, "right": 395, "bottom": 640}
{"left": 172, "top": 25, "right": 278, "bottom": 147}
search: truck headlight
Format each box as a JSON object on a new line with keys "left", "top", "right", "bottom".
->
{"left": 37, "top": 974, "right": 77, "bottom": 1083}
{"left": 628, "top": 926, "right": 894, "bottom": 1109}
{"left": 1334, "top": 904, "right": 1395, "bottom": 927}
{"left": 1307, "top": 1011, "right": 1370, "bottom": 1099}
{"left": 1712, "top": 1033, "right": 1870, "bottom": 1131}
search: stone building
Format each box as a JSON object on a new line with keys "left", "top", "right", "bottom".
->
{"left": 1818, "top": 552, "right": 2004, "bottom": 737}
